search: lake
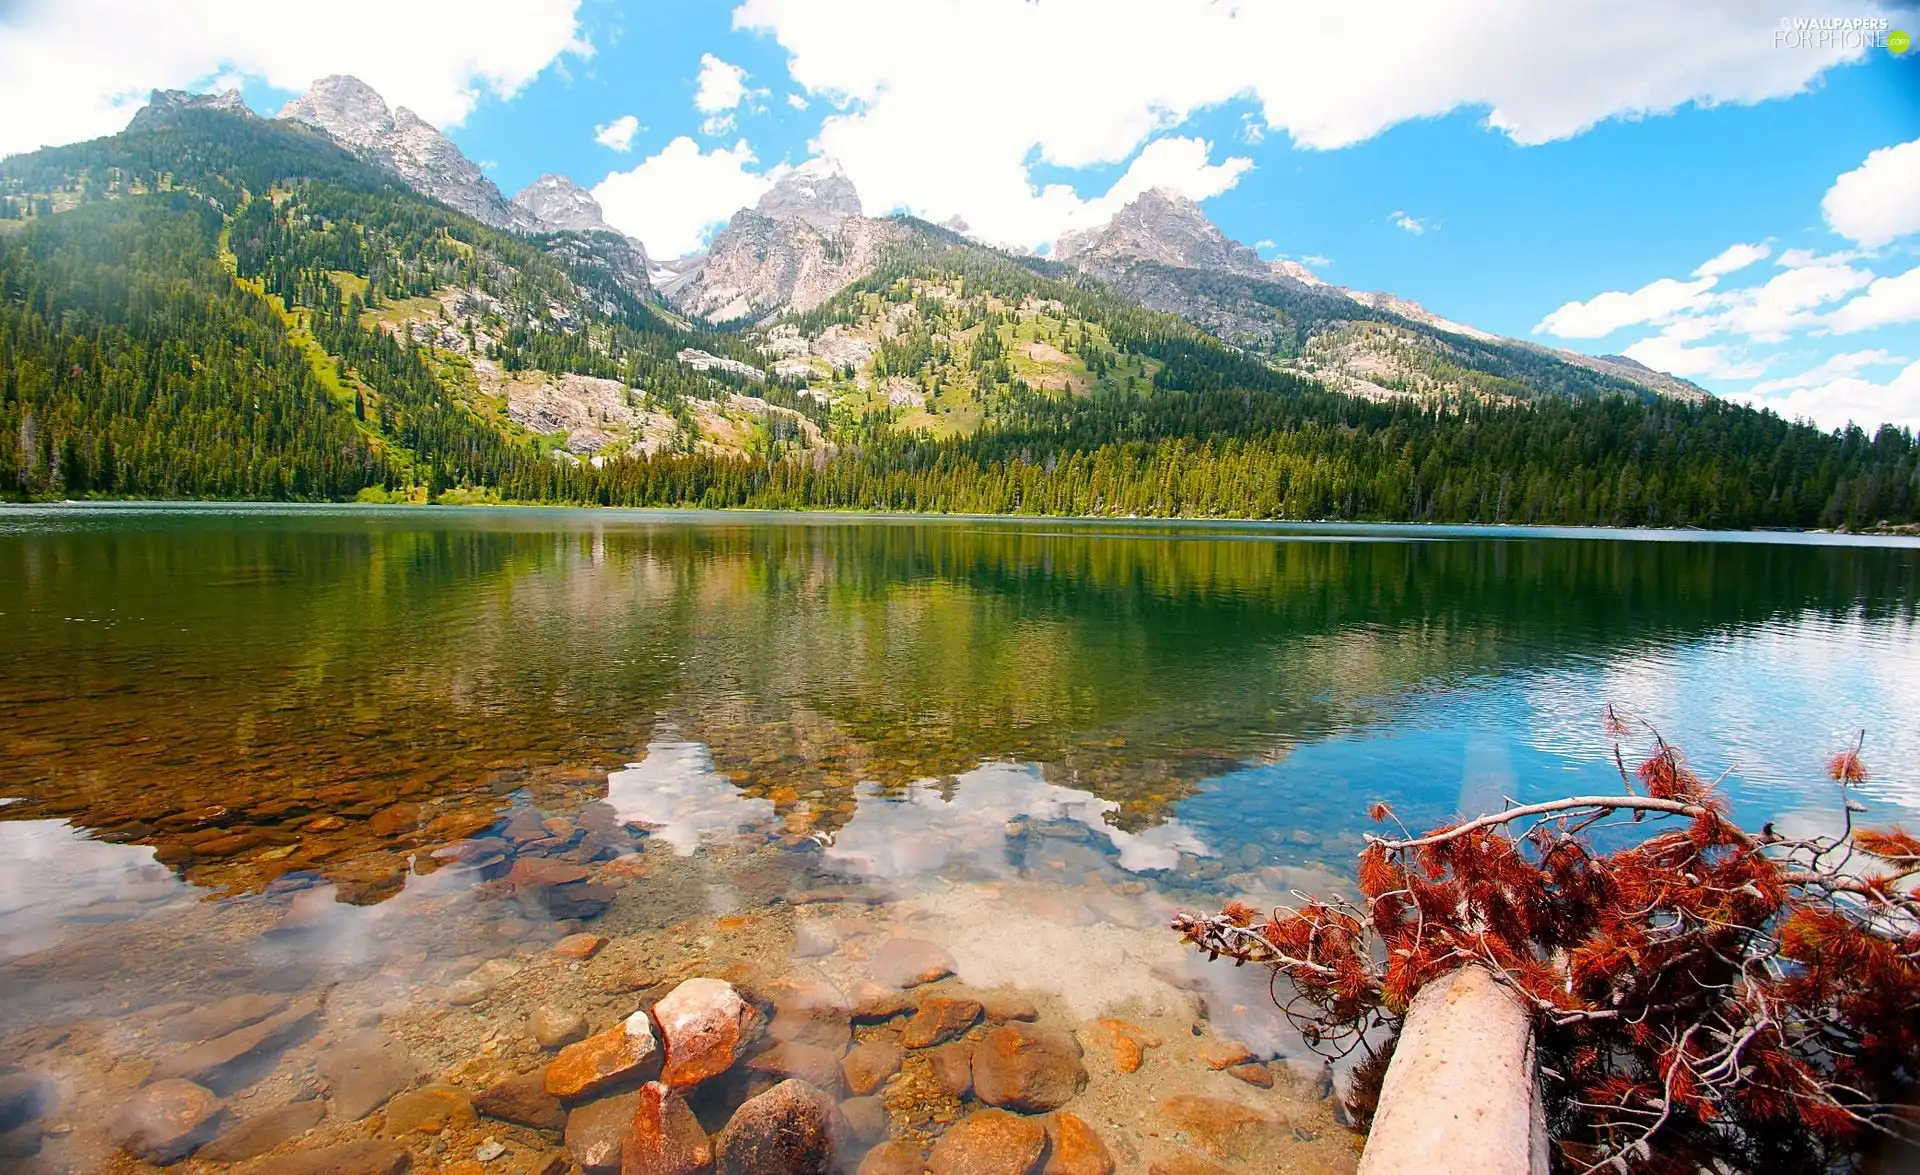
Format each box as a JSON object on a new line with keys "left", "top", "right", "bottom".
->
{"left": 2, "top": 504, "right": 1917, "bottom": 1173}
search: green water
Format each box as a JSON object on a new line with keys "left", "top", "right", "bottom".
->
{"left": 1, "top": 504, "right": 1917, "bottom": 1172}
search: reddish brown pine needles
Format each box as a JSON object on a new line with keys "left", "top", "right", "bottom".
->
{"left": 1171, "top": 716, "right": 1920, "bottom": 1173}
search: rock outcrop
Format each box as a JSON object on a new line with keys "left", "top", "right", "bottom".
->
{"left": 515, "top": 174, "right": 612, "bottom": 233}
{"left": 754, "top": 158, "right": 863, "bottom": 235}
{"left": 126, "top": 88, "right": 252, "bottom": 134}
{"left": 280, "top": 76, "right": 536, "bottom": 233}
{"left": 1055, "top": 188, "right": 1281, "bottom": 282}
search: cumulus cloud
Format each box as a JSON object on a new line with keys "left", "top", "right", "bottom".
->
{"left": 1535, "top": 275, "right": 1716, "bottom": 339}
{"left": 1747, "top": 350, "right": 1905, "bottom": 396}
{"left": 1822, "top": 137, "right": 1920, "bottom": 248}
{"left": 1622, "top": 330, "right": 1770, "bottom": 381}
{"left": 1828, "top": 264, "right": 1920, "bottom": 334}
{"left": 695, "top": 53, "right": 750, "bottom": 113}
{"left": 1693, "top": 241, "right": 1770, "bottom": 278}
{"left": 1729, "top": 358, "right": 1920, "bottom": 432}
{"left": 733, "top": 0, "right": 1881, "bottom": 248}
{"left": 592, "top": 136, "right": 774, "bottom": 258}
{"left": 594, "top": 113, "right": 641, "bottom": 152}
{"left": 1711, "top": 261, "right": 1873, "bottom": 342}
{"left": 0, "top": 0, "right": 587, "bottom": 156}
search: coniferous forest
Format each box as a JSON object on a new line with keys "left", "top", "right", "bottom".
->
{"left": 3, "top": 109, "right": 1917, "bottom": 529}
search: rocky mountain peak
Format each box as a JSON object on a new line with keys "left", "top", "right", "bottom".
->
{"left": 1053, "top": 188, "right": 1274, "bottom": 281}
{"left": 754, "top": 157, "right": 863, "bottom": 235}
{"left": 125, "top": 88, "right": 252, "bottom": 134}
{"left": 279, "top": 75, "right": 533, "bottom": 234}
{"left": 514, "top": 174, "right": 610, "bottom": 234}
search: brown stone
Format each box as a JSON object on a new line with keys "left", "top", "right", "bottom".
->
{"left": 927, "top": 1040, "right": 975, "bottom": 1098}
{"left": 654, "top": 979, "right": 758, "bottom": 1090}
{"left": 1153, "top": 1095, "right": 1289, "bottom": 1160}
{"left": 1146, "top": 1157, "right": 1231, "bottom": 1175}
{"left": 926, "top": 1108, "right": 1046, "bottom": 1175}
{"left": 746, "top": 1042, "right": 844, "bottom": 1091}
{"left": 838, "top": 1096, "right": 888, "bottom": 1144}
{"left": 1089, "top": 1019, "right": 1160, "bottom": 1075}
{"left": 239, "top": 1139, "right": 413, "bottom": 1175}
{"left": 857, "top": 1139, "right": 923, "bottom": 1175}
{"left": 869, "top": 938, "right": 955, "bottom": 989}
{"left": 547, "top": 1012, "right": 663, "bottom": 1100}
{"left": 368, "top": 803, "right": 421, "bottom": 837}
{"left": 769, "top": 1009, "right": 852, "bottom": 1054}
{"left": 318, "top": 1038, "right": 418, "bottom": 1121}
{"left": 1043, "top": 1113, "right": 1114, "bottom": 1175}
{"left": 971, "top": 1024, "right": 1086, "bottom": 1113}
{"left": 979, "top": 994, "right": 1039, "bottom": 1023}
{"left": 901, "top": 996, "right": 981, "bottom": 1049}
{"left": 199, "top": 1099, "right": 327, "bottom": 1162}
{"left": 381, "top": 1086, "right": 475, "bottom": 1135}
{"left": 840, "top": 1041, "right": 904, "bottom": 1095}
{"left": 1195, "top": 1040, "right": 1253, "bottom": 1071}
{"left": 568, "top": 1091, "right": 641, "bottom": 1175}
{"left": 474, "top": 1071, "right": 567, "bottom": 1132}
{"left": 531, "top": 1005, "right": 591, "bottom": 1050}
{"left": 1225, "top": 1063, "right": 1273, "bottom": 1089}
{"left": 152, "top": 997, "right": 321, "bottom": 1090}
{"left": 510, "top": 858, "right": 593, "bottom": 889}
{"left": 713, "top": 1079, "right": 843, "bottom": 1175}
{"left": 161, "top": 994, "right": 288, "bottom": 1043}
{"left": 621, "top": 1081, "right": 711, "bottom": 1175}
{"left": 850, "top": 982, "right": 913, "bottom": 1024}
{"left": 554, "top": 933, "right": 610, "bottom": 961}
{"left": 113, "top": 1079, "right": 224, "bottom": 1163}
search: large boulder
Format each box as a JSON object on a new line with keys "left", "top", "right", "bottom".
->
{"left": 926, "top": 1108, "right": 1047, "bottom": 1175}
{"left": 654, "top": 979, "right": 759, "bottom": 1090}
{"left": 622, "top": 1081, "right": 712, "bottom": 1175}
{"left": 547, "top": 1011, "right": 663, "bottom": 1100}
{"left": 713, "top": 1079, "right": 843, "bottom": 1175}
{"left": 113, "top": 1079, "right": 225, "bottom": 1164}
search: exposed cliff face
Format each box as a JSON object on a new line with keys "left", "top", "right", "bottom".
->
{"left": 1055, "top": 188, "right": 1281, "bottom": 282}
{"left": 664, "top": 160, "right": 905, "bottom": 325}
{"left": 669, "top": 210, "right": 909, "bottom": 324}
{"left": 280, "top": 76, "right": 535, "bottom": 233}
{"left": 125, "top": 89, "right": 252, "bottom": 133}
{"left": 514, "top": 174, "right": 610, "bottom": 233}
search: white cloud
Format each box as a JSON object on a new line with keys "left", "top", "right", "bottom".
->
{"left": 1390, "top": 210, "right": 1431, "bottom": 235}
{"left": 0, "top": 0, "right": 588, "bottom": 156}
{"left": 1710, "top": 261, "right": 1872, "bottom": 341}
{"left": 1622, "top": 330, "right": 1770, "bottom": 381}
{"left": 1822, "top": 137, "right": 1920, "bottom": 248}
{"left": 734, "top": 0, "right": 1882, "bottom": 248}
{"left": 594, "top": 113, "right": 641, "bottom": 152}
{"left": 695, "top": 52, "right": 750, "bottom": 114}
{"left": 1254, "top": 239, "right": 1276, "bottom": 251}
{"left": 1057, "top": 136, "right": 1252, "bottom": 236}
{"left": 1302, "top": 254, "right": 1332, "bottom": 267}
{"left": 1747, "top": 349, "right": 1905, "bottom": 396}
{"left": 1729, "top": 359, "right": 1920, "bottom": 432}
{"left": 1535, "top": 275, "right": 1716, "bottom": 339}
{"left": 786, "top": 93, "right": 809, "bottom": 110}
{"left": 592, "top": 136, "right": 775, "bottom": 258}
{"left": 1828, "top": 264, "right": 1920, "bottom": 333}
{"left": 1693, "top": 241, "right": 1770, "bottom": 278}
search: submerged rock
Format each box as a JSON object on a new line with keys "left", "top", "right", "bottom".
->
{"left": 655, "top": 979, "right": 758, "bottom": 1089}
{"left": 971, "top": 1025, "right": 1086, "bottom": 1113}
{"left": 113, "top": 1078, "right": 225, "bottom": 1164}
{"left": 840, "top": 1040, "right": 904, "bottom": 1095}
{"left": 620, "top": 1081, "right": 711, "bottom": 1175}
{"left": 198, "top": 1099, "right": 328, "bottom": 1162}
{"left": 712, "top": 1079, "right": 843, "bottom": 1175}
{"left": 926, "top": 1108, "right": 1047, "bottom": 1175}
{"left": 567, "top": 1090, "right": 641, "bottom": 1174}
{"left": 152, "top": 996, "right": 321, "bottom": 1090}
{"left": 837, "top": 1095, "right": 888, "bottom": 1143}
{"left": 319, "top": 1037, "right": 419, "bottom": 1121}
{"left": 1153, "top": 1095, "right": 1290, "bottom": 1160}
{"left": 746, "top": 1042, "right": 844, "bottom": 1091}
{"left": 238, "top": 1138, "right": 412, "bottom": 1174}
{"left": 547, "top": 1011, "right": 664, "bottom": 1100}
{"left": 868, "top": 939, "right": 955, "bottom": 989}
{"left": 1043, "top": 1113, "right": 1115, "bottom": 1175}
{"left": 382, "top": 1085, "right": 476, "bottom": 1135}
{"left": 901, "top": 996, "right": 981, "bottom": 1049}
{"left": 531, "top": 1005, "right": 591, "bottom": 1050}
{"left": 474, "top": 1071, "right": 567, "bottom": 1131}
{"left": 857, "top": 1139, "right": 924, "bottom": 1175}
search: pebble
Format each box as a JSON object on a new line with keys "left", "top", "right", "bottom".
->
{"left": 926, "top": 1108, "right": 1047, "bottom": 1175}
{"left": 971, "top": 1024, "right": 1087, "bottom": 1113}
{"left": 547, "top": 1011, "right": 664, "bottom": 1100}
{"left": 1225, "top": 1063, "right": 1273, "bottom": 1089}
{"left": 1090, "top": 1019, "right": 1160, "bottom": 1074}
{"left": 1196, "top": 1040, "right": 1253, "bottom": 1071}
{"left": 530, "top": 1006, "right": 591, "bottom": 1050}
{"left": 654, "top": 979, "right": 758, "bottom": 1090}
{"left": 112, "top": 1079, "right": 225, "bottom": 1164}
{"left": 475, "top": 1138, "right": 507, "bottom": 1162}
{"left": 553, "top": 934, "right": 609, "bottom": 961}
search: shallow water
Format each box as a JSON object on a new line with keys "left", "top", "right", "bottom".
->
{"left": 2, "top": 505, "right": 1917, "bottom": 1173}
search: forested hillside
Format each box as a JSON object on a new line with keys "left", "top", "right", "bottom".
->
{"left": 2, "top": 107, "right": 1917, "bottom": 528}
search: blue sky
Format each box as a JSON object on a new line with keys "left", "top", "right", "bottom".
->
{"left": 2, "top": 0, "right": 1918, "bottom": 427}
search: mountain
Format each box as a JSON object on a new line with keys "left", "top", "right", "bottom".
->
{"left": 2, "top": 94, "right": 1909, "bottom": 528}
{"left": 125, "top": 88, "right": 252, "bottom": 134}
{"left": 514, "top": 173, "right": 611, "bottom": 233}
{"left": 1049, "top": 190, "right": 1710, "bottom": 406}
{"left": 280, "top": 76, "right": 538, "bottom": 234}
{"left": 663, "top": 163, "right": 907, "bottom": 324}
